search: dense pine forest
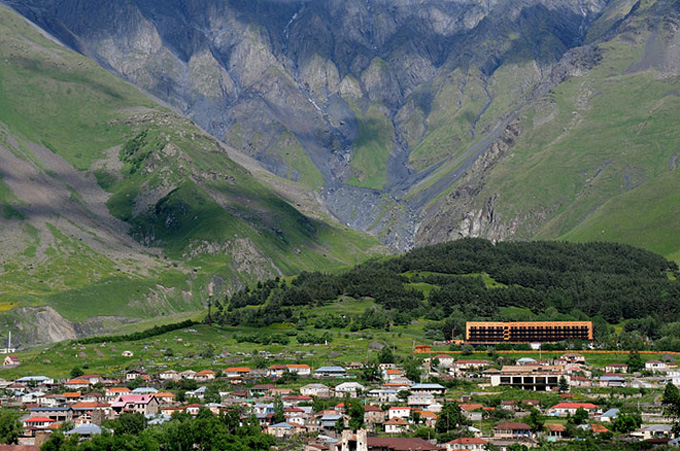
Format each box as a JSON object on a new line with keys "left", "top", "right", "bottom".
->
{"left": 212, "top": 239, "right": 680, "bottom": 349}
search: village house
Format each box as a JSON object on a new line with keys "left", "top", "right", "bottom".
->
{"left": 433, "top": 355, "right": 455, "bottom": 368}
{"left": 250, "top": 384, "right": 276, "bottom": 397}
{"left": 631, "top": 424, "right": 674, "bottom": 441}
{"left": 16, "top": 376, "right": 54, "bottom": 387}
{"left": 334, "top": 382, "right": 366, "bottom": 397}
{"left": 383, "top": 369, "right": 404, "bottom": 381}
{"left": 367, "top": 388, "right": 399, "bottom": 403}
{"left": 388, "top": 406, "right": 413, "bottom": 420}
{"left": 125, "top": 370, "right": 144, "bottom": 381}
{"left": 267, "top": 364, "right": 288, "bottom": 378}
{"left": 180, "top": 370, "right": 197, "bottom": 380}
{"left": 29, "top": 406, "right": 73, "bottom": 422}
{"left": 446, "top": 437, "right": 488, "bottom": 451}
{"left": 286, "top": 364, "right": 312, "bottom": 377}
{"left": 363, "top": 405, "right": 385, "bottom": 426}
{"left": 600, "top": 408, "right": 620, "bottom": 423}
{"left": 224, "top": 367, "right": 250, "bottom": 380}
{"left": 569, "top": 376, "right": 591, "bottom": 388}
{"left": 153, "top": 392, "right": 176, "bottom": 405}
{"left": 105, "top": 388, "right": 131, "bottom": 400}
{"left": 548, "top": 402, "right": 600, "bottom": 417}
{"left": 267, "top": 422, "right": 296, "bottom": 438}
{"left": 300, "top": 383, "right": 332, "bottom": 398}
{"left": 158, "top": 370, "right": 180, "bottom": 381}
{"left": 110, "top": 394, "right": 159, "bottom": 416}
{"left": 493, "top": 422, "right": 533, "bottom": 439}
{"left": 408, "top": 392, "right": 436, "bottom": 409}
{"left": 646, "top": 361, "right": 668, "bottom": 373}
{"left": 450, "top": 360, "right": 492, "bottom": 374}
{"left": 410, "top": 383, "right": 446, "bottom": 396}
{"left": 545, "top": 424, "right": 566, "bottom": 442}
{"left": 314, "top": 366, "right": 348, "bottom": 379}
{"left": 604, "top": 363, "right": 628, "bottom": 374}
{"left": 560, "top": 353, "right": 587, "bottom": 365}
{"left": 195, "top": 370, "right": 217, "bottom": 382}
{"left": 64, "top": 378, "right": 91, "bottom": 390}
{"left": 385, "top": 417, "right": 409, "bottom": 434}
{"left": 22, "top": 416, "right": 56, "bottom": 433}
{"left": 459, "top": 404, "right": 485, "bottom": 422}
{"left": 599, "top": 374, "right": 626, "bottom": 388}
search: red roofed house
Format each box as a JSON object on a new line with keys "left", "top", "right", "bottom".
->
{"left": 385, "top": 417, "right": 409, "bottom": 434}
{"left": 64, "top": 379, "right": 91, "bottom": 390}
{"left": 548, "top": 402, "right": 600, "bottom": 417}
{"left": 105, "top": 388, "right": 131, "bottom": 400}
{"left": 225, "top": 367, "right": 250, "bottom": 379}
{"left": 446, "top": 437, "right": 488, "bottom": 451}
{"left": 194, "top": 370, "right": 216, "bottom": 382}
{"left": 286, "top": 364, "right": 312, "bottom": 377}
{"left": 23, "top": 417, "right": 55, "bottom": 429}
{"left": 384, "top": 369, "right": 405, "bottom": 381}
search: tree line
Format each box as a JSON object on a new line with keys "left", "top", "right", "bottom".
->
{"left": 210, "top": 239, "right": 680, "bottom": 341}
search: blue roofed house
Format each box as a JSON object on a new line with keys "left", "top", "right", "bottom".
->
{"left": 314, "top": 366, "right": 348, "bottom": 379}
{"left": 600, "top": 408, "right": 620, "bottom": 423}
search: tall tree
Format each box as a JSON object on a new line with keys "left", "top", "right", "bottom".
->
{"left": 0, "top": 410, "right": 22, "bottom": 444}
{"left": 435, "top": 402, "right": 468, "bottom": 434}
{"left": 662, "top": 382, "right": 680, "bottom": 433}
{"left": 273, "top": 395, "right": 285, "bottom": 424}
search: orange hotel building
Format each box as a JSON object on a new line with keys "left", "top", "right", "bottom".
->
{"left": 465, "top": 321, "right": 593, "bottom": 344}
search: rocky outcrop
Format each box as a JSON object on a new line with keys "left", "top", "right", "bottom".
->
{"left": 416, "top": 118, "right": 522, "bottom": 245}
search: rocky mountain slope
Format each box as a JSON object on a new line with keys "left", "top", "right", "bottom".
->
{"left": 1, "top": 0, "right": 678, "bottom": 251}
{"left": 0, "top": 5, "right": 383, "bottom": 347}
{"left": 5, "top": 0, "right": 618, "bottom": 250}
{"left": 9, "top": 0, "right": 678, "bottom": 258}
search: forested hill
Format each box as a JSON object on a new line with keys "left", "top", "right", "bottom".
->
{"left": 213, "top": 239, "right": 680, "bottom": 346}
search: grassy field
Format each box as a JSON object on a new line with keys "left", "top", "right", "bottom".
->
{"left": 1, "top": 316, "right": 674, "bottom": 382}
{"left": 347, "top": 104, "right": 394, "bottom": 190}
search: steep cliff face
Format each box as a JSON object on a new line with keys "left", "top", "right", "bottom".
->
{"left": 5, "top": 0, "right": 611, "bottom": 249}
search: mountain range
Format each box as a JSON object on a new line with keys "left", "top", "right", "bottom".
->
{"left": 1, "top": 0, "right": 680, "bottom": 345}
{"left": 6, "top": 0, "right": 680, "bottom": 258}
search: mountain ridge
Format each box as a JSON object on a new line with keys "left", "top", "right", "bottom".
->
{"left": 4, "top": 0, "right": 620, "bottom": 250}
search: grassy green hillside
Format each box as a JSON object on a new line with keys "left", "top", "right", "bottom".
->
{"left": 417, "top": 0, "right": 680, "bottom": 260}
{"left": 0, "top": 5, "right": 384, "bottom": 345}
{"left": 4, "top": 238, "right": 680, "bottom": 379}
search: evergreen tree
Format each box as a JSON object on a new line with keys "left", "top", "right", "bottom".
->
{"left": 435, "top": 402, "right": 468, "bottom": 434}
{"left": 558, "top": 375, "right": 570, "bottom": 393}
{"left": 273, "top": 395, "right": 285, "bottom": 424}
{"left": 662, "top": 382, "right": 680, "bottom": 433}
{"left": 627, "top": 350, "right": 644, "bottom": 372}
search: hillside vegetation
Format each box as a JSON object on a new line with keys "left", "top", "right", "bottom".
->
{"left": 0, "top": 5, "right": 383, "bottom": 347}
{"left": 214, "top": 239, "right": 680, "bottom": 349}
